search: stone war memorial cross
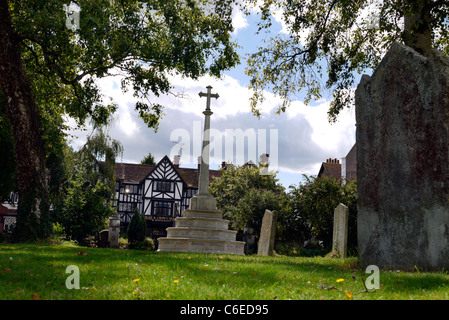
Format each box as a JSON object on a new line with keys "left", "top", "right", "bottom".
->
{"left": 190, "top": 85, "right": 219, "bottom": 212}
{"left": 157, "top": 86, "right": 245, "bottom": 255}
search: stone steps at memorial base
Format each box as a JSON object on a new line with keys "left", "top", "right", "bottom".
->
{"left": 181, "top": 209, "right": 223, "bottom": 220}
{"left": 157, "top": 238, "right": 245, "bottom": 255}
{"left": 174, "top": 216, "right": 229, "bottom": 230}
{"left": 166, "top": 227, "right": 237, "bottom": 241}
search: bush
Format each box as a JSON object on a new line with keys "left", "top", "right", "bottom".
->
{"left": 274, "top": 241, "right": 327, "bottom": 257}
{"left": 129, "top": 237, "right": 155, "bottom": 251}
{"left": 0, "top": 230, "right": 13, "bottom": 243}
{"left": 118, "top": 237, "right": 129, "bottom": 249}
{"left": 57, "top": 166, "right": 113, "bottom": 245}
{"left": 274, "top": 242, "right": 303, "bottom": 257}
{"left": 127, "top": 208, "right": 149, "bottom": 249}
{"left": 52, "top": 222, "right": 65, "bottom": 237}
{"left": 210, "top": 164, "right": 289, "bottom": 240}
{"left": 289, "top": 175, "right": 357, "bottom": 253}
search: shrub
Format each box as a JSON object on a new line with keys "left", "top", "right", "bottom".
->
{"left": 127, "top": 208, "right": 148, "bottom": 249}
{"left": 274, "top": 242, "right": 303, "bottom": 257}
{"left": 118, "top": 237, "right": 129, "bottom": 249}
{"left": 130, "top": 237, "right": 155, "bottom": 251}
{"left": 210, "top": 164, "right": 289, "bottom": 240}
{"left": 289, "top": 175, "right": 357, "bottom": 253}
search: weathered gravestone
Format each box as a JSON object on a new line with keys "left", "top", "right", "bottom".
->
{"left": 332, "top": 203, "right": 349, "bottom": 258}
{"left": 98, "top": 229, "right": 109, "bottom": 248}
{"left": 257, "top": 210, "right": 278, "bottom": 256}
{"left": 243, "top": 226, "right": 257, "bottom": 254}
{"left": 356, "top": 41, "right": 449, "bottom": 270}
{"left": 108, "top": 214, "right": 120, "bottom": 248}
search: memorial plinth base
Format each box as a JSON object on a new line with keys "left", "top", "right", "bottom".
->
{"left": 157, "top": 208, "right": 245, "bottom": 255}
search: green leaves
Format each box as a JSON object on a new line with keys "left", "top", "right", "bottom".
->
{"left": 54, "top": 129, "right": 122, "bottom": 244}
{"left": 289, "top": 175, "right": 357, "bottom": 250}
{"left": 10, "top": 0, "right": 239, "bottom": 130}
{"left": 245, "top": 0, "right": 449, "bottom": 122}
{"left": 127, "top": 208, "right": 147, "bottom": 247}
{"left": 209, "top": 164, "right": 288, "bottom": 235}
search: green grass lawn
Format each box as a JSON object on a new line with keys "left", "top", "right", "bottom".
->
{"left": 1, "top": 242, "right": 449, "bottom": 300}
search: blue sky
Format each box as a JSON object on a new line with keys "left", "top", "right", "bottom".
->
{"left": 67, "top": 6, "right": 357, "bottom": 190}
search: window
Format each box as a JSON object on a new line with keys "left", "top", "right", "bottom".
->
{"left": 154, "top": 180, "right": 174, "bottom": 192}
{"left": 121, "top": 184, "right": 139, "bottom": 194}
{"left": 153, "top": 201, "right": 173, "bottom": 217}
{"left": 186, "top": 188, "right": 197, "bottom": 198}
{"left": 119, "top": 202, "right": 137, "bottom": 212}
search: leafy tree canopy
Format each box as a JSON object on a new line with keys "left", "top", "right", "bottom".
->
{"left": 141, "top": 152, "right": 156, "bottom": 165}
{"left": 0, "top": 0, "right": 240, "bottom": 240}
{"left": 289, "top": 175, "right": 357, "bottom": 251}
{"left": 210, "top": 164, "right": 288, "bottom": 236}
{"left": 8, "top": 0, "right": 240, "bottom": 130}
{"left": 244, "top": 0, "right": 449, "bottom": 122}
{"left": 54, "top": 129, "right": 122, "bottom": 244}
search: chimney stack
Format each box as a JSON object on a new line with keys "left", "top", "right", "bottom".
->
{"left": 174, "top": 155, "right": 180, "bottom": 169}
{"left": 326, "top": 158, "right": 340, "bottom": 164}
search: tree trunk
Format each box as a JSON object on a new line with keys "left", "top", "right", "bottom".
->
{"left": 403, "top": 0, "right": 432, "bottom": 56}
{"left": 0, "top": 0, "right": 50, "bottom": 240}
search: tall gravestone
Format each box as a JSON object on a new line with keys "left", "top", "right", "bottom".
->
{"left": 356, "top": 42, "right": 449, "bottom": 270}
{"left": 257, "top": 210, "right": 278, "bottom": 256}
{"left": 332, "top": 203, "right": 349, "bottom": 259}
{"left": 108, "top": 214, "right": 120, "bottom": 249}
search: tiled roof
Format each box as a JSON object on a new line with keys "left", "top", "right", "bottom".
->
{"left": 177, "top": 167, "right": 221, "bottom": 188}
{"left": 318, "top": 162, "right": 342, "bottom": 180}
{"left": 115, "top": 162, "right": 221, "bottom": 188}
{"left": 115, "top": 163, "right": 155, "bottom": 183}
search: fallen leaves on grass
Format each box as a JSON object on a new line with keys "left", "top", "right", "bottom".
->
{"left": 345, "top": 290, "right": 353, "bottom": 300}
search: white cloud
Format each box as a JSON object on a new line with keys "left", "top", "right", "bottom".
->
{"left": 66, "top": 69, "right": 355, "bottom": 187}
{"left": 232, "top": 8, "right": 249, "bottom": 35}
{"left": 164, "top": 74, "right": 277, "bottom": 119}
{"left": 96, "top": 76, "right": 141, "bottom": 137}
{"left": 286, "top": 100, "right": 355, "bottom": 157}
{"left": 64, "top": 2, "right": 358, "bottom": 187}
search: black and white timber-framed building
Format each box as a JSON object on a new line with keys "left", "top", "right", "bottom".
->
{"left": 0, "top": 155, "right": 222, "bottom": 238}
{"left": 114, "top": 155, "right": 222, "bottom": 240}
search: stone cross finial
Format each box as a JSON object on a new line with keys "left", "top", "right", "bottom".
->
{"left": 198, "top": 85, "right": 219, "bottom": 111}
